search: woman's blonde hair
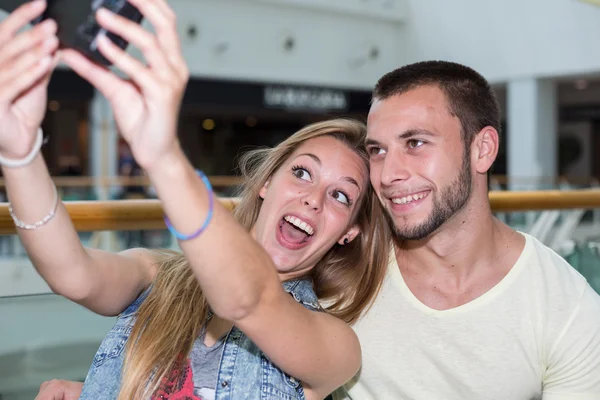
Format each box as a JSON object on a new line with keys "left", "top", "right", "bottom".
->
{"left": 118, "top": 119, "right": 391, "bottom": 399}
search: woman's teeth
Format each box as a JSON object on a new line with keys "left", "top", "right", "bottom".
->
{"left": 283, "top": 215, "right": 314, "bottom": 235}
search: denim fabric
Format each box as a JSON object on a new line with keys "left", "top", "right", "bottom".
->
{"left": 79, "top": 278, "right": 320, "bottom": 399}
{"left": 79, "top": 286, "right": 151, "bottom": 400}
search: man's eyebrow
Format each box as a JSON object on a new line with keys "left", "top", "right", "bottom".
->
{"left": 365, "top": 138, "right": 381, "bottom": 147}
{"left": 398, "top": 129, "right": 436, "bottom": 140}
{"left": 365, "top": 129, "right": 436, "bottom": 146}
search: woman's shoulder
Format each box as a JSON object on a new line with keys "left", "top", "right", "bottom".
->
{"left": 118, "top": 247, "right": 178, "bottom": 284}
{"left": 118, "top": 247, "right": 171, "bottom": 267}
{"left": 283, "top": 278, "right": 321, "bottom": 312}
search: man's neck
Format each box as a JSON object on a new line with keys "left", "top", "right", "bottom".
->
{"left": 394, "top": 196, "right": 525, "bottom": 309}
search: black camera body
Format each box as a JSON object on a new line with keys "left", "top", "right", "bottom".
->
{"left": 1, "top": 0, "right": 143, "bottom": 66}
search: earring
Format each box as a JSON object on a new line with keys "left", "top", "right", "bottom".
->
{"left": 343, "top": 238, "right": 349, "bottom": 245}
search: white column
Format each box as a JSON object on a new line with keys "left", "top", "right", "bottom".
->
{"left": 507, "top": 78, "right": 558, "bottom": 191}
{"left": 88, "top": 90, "right": 118, "bottom": 200}
{"left": 88, "top": 90, "right": 119, "bottom": 251}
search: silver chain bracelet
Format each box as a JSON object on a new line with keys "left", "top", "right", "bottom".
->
{"left": 9, "top": 181, "right": 59, "bottom": 230}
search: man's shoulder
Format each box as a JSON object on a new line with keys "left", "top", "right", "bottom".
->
{"left": 520, "top": 233, "right": 588, "bottom": 292}
{"left": 520, "top": 233, "right": 600, "bottom": 325}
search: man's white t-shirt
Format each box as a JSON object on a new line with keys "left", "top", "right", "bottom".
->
{"left": 334, "top": 233, "right": 600, "bottom": 400}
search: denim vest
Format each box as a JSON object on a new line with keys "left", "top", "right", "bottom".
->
{"left": 79, "top": 278, "right": 321, "bottom": 399}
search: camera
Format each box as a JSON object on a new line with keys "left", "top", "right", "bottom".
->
{"left": 1, "top": 0, "right": 143, "bottom": 66}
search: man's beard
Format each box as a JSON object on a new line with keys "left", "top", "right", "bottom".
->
{"left": 388, "top": 154, "right": 472, "bottom": 241}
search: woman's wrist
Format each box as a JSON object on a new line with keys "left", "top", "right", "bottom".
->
{"left": 143, "top": 141, "right": 187, "bottom": 178}
{"left": 0, "top": 128, "right": 44, "bottom": 168}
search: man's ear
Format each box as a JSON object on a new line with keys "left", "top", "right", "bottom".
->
{"left": 472, "top": 126, "right": 499, "bottom": 174}
{"left": 338, "top": 224, "right": 361, "bottom": 245}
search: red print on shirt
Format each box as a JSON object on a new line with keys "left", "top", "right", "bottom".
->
{"left": 151, "top": 358, "right": 200, "bottom": 400}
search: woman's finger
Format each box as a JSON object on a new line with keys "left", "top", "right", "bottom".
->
{"left": 0, "top": 55, "right": 54, "bottom": 104}
{"left": 0, "top": 20, "right": 57, "bottom": 67}
{"left": 0, "top": 19, "right": 57, "bottom": 65}
{"left": 0, "top": 34, "right": 58, "bottom": 86}
{"left": 0, "top": 38, "right": 59, "bottom": 103}
{"left": 131, "top": 0, "right": 175, "bottom": 22}
{"left": 95, "top": 8, "right": 170, "bottom": 76}
{"left": 95, "top": 34, "right": 161, "bottom": 97}
{"left": 0, "top": 0, "right": 47, "bottom": 45}
{"left": 60, "top": 48, "right": 136, "bottom": 102}
{"left": 125, "top": 0, "right": 187, "bottom": 80}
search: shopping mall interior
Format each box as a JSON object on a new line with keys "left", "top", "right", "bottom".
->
{"left": 1, "top": 0, "right": 600, "bottom": 398}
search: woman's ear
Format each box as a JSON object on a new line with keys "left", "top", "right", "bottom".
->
{"left": 338, "top": 224, "right": 360, "bottom": 245}
{"left": 259, "top": 179, "right": 270, "bottom": 199}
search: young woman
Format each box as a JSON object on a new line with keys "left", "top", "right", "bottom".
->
{"left": 0, "top": 1, "right": 389, "bottom": 399}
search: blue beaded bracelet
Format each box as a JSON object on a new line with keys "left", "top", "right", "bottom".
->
{"left": 164, "top": 170, "right": 214, "bottom": 241}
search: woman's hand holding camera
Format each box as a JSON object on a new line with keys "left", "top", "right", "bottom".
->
{"left": 60, "top": 0, "right": 190, "bottom": 173}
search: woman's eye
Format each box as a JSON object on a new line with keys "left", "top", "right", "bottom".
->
{"left": 293, "top": 167, "right": 311, "bottom": 181}
{"left": 333, "top": 190, "right": 350, "bottom": 206}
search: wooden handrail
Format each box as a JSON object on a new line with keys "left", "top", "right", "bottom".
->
{"left": 0, "top": 190, "right": 597, "bottom": 235}
{"left": 489, "top": 189, "right": 600, "bottom": 212}
{"left": 0, "top": 198, "right": 240, "bottom": 235}
{"left": 489, "top": 175, "right": 600, "bottom": 186}
{"left": 0, "top": 176, "right": 243, "bottom": 189}
{"left": 0, "top": 175, "right": 596, "bottom": 190}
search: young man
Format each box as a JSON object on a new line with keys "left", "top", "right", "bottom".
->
{"left": 334, "top": 61, "right": 600, "bottom": 399}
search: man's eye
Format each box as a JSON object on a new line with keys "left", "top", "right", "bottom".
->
{"left": 408, "top": 140, "right": 424, "bottom": 149}
{"left": 369, "top": 147, "right": 385, "bottom": 156}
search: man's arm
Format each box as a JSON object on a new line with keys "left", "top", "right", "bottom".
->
{"left": 542, "top": 284, "right": 600, "bottom": 399}
{"left": 35, "top": 380, "right": 83, "bottom": 400}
